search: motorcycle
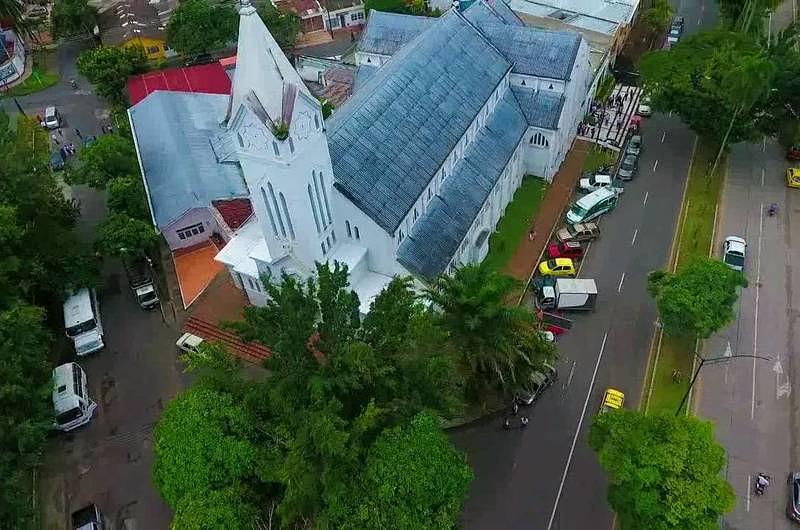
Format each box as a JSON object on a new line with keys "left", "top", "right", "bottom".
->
{"left": 767, "top": 203, "right": 778, "bottom": 217}
{"left": 754, "top": 473, "right": 771, "bottom": 495}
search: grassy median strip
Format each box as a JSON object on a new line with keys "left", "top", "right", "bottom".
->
{"left": 482, "top": 176, "right": 547, "bottom": 272}
{"left": 644, "top": 139, "right": 725, "bottom": 413}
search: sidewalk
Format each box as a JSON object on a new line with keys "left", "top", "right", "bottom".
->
{"left": 505, "top": 139, "right": 591, "bottom": 283}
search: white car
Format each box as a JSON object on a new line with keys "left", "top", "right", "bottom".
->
{"left": 667, "top": 27, "right": 681, "bottom": 44}
{"left": 636, "top": 104, "right": 652, "bottom": 117}
{"left": 41, "top": 106, "right": 61, "bottom": 129}
{"left": 176, "top": 332, "right": 204, "bottom": 353}
{"left": 578, "top": 174, "right": 613, "bottom": 193}
{"left": 722, "top": 236, "right": 746, "bottom": 271}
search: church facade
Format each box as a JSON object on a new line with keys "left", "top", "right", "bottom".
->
{"left": 129, "top": 0, "right": 594, "bottom": 312}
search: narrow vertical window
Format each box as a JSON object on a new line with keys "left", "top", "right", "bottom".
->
{"left": 331, "top": 230, "right": 336, "bottom": 242}
{"left": 321, "top": 242, "right": 326, "bottom": 254}
{"left": 308, "top": 185, "right": 321, "bottom": 233}
{"left": 398, "top": 229, "right": 404, "bottom": 242}
{"left": 272, "top": 141, "right": 280, "bottom": 157}
{"left": 288, "top": 137, "right": 295, "bottom": 153}
{"left": 318, "top": 172, "right": 333, "bottom": 223}
{"left": 354, "top": 226, "right": 360, "bottom": 240}
{"left": 279, "top": 193, "right": 295, "bottom": 240}
{"left": 346, "top": 220, "right": 352, "bottom": 238}
{"left": 267, "top": 183, "right": 286, "bottom": 238}
{"left": 326, "top": 236, "right": 331, "bottom": 248}
{"left": 261, "top": 187, "right": 278, "bottom": 236}
{"left": 312, "top": 171, "right": 327, "bottom": 226}
{"left": 314, "top": 114, "right": 320, "bottom": 129}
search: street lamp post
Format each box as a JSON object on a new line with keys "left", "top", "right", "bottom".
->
{"left": 675, "top": 349, "right": 771, "bottom": 416}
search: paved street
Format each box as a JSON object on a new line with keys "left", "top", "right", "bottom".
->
{"left": 2, "top": 39, "right": 185, "bottom": 529}
{"left": 695, "top": 140, "right": 800, "bottom": 530}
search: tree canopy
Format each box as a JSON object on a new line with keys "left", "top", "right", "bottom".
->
{"left": 94, "top": 213, "right": 159, "bottom": 258}
{"left": 107, "top": 175, "right": 150, "bottom": 221}
{"left": 76, "top": 45, "right": 147, "bottom": 104}
{"left": 51, "top": 0, "right": 98, "bottom": 38}
{"left": 590, "top": 410, "right": 735, "bottom": 530}
{"left": 166, "top": 0, "right": 238, "bottom": 56}
{"left": 648, "top": 257, "right": 747, "bottom": 338}
{"left": 66, "top": 133, "right": 138, "bottom": 189}
{"left": 257, "top": 1, "right": 301, "bottom": 49}
{"left": 641, "top": 0, "right": 673, "bottom": 38}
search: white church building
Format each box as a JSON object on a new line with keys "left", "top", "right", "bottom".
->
{"left": 129, "top": 0, "right": 594, "bottom": 312}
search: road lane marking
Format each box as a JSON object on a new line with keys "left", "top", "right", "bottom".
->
{"left": 761, "top": 167, "right": 765, "bottom": 188}
{"left": 643, "top": 191, "right": 649, "bottom": 205}
{"left": 547, "top": 331, "right": 609, "bottom": 530}
{"left": 668, "top": 110, "right": 673, "bottom": 118}
{"left": 763, "top": 136, "right": 767, "bottom": 152}
{"left": 746, "top": 475, "right": 751, "bottom": 512}
{"left": 564, "top": 360, "right": 577, "bottom": 392}
{"left": 661, "top": 131, "right": 666, "bottom": 143}
{"left": 752, "top": 203, "right": 763, "bottom": 420}
{"left": 576, "top": 241, "right": 591, "bottom": 276}
{"left": 653, "top": 160, "right": 659, "bottom": 172}
{"left": 631, "top": 228, "right": 638, "bottom": 246}
{"left": 617, "top": 272, "right": 626, "bottom": 293}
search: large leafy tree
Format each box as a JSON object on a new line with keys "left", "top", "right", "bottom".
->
{"left": 76, "top": 46, "right": 147, "bottom": 104}
{"left": 425, "top": 264, "right": 556, "bottom": 397}
{"left": 257, "top": 1, "right": 301, "bottom": 50}
{"left": 107, "top": 175, "right": 151, "bottom": 221}
{"left": 66, "top": 133, "right": 138, "bottom": 188}
{"left": 94, "top": 213, "right": 159, "bottom": 257}
{"left": 51, "top": 0, "right": 98, "bottom": 38}
{"left": 717, "top": 0, "right": 781, "bottom": 34}
{"left": 590, "top": 410, "right": 735, "bottom": 529}
{"left": 648, "top": 257, "right": 747, "bottom": 339}
{"left": 642, "top": 0, "right": 673, "bottom": 43}
{"left": 640, "top": 29, "right": 776, "bottom": 145}
{"left": 166, "top": 0, "right": 238, "bottom": 56}
{"left": 326, "top": 411, "right": 473, "bottom": 529}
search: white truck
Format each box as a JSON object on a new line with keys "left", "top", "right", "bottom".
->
{"left": 538, "top": 278, "right": 597, "bottom": 311}
{"left": 71, "top": 503, "right": 104, "bottom": 530}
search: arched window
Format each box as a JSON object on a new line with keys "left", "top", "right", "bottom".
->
{"left": 279, "top": 192, "right": 295, "bottom": 240}
{"left": 312, "top": 170, "right": 327, "bottom": 226}
{"left": 398, "top": 229, "right": 404, "bottom": 242}
{"left": 367, "top": 57, "right": 371, "bottom": 63}
{"left": 272, "top": 141, "right": 280, "bottom": 157}
{"left": 548, "top": 83, "right": 554, "bottom": 90}
{"left": 288, "top": 137, "right": 295, "bottom": 154}
{"left": 354, "top": 226, "right": 360, "bottom": 240}
{"left": 346, "top": 220, "right": 352, "bottom": 238}
{"left": 530, "top": 132, "right": 549, "bottom": 148}
{"left": 331, "top": 230, "right": 336, "bottom": 242}
{"left": 318, "top": 172, "right": 333, "bottom": 222}
{"left": 308, "top": 184, "right": 321, "bottom": 233}
{"left": 413, "top": 207, "right": 418, "bottom": 222}
{"left": 314, "top": 114, "right": 320, "bottom": 129}
{"left": 261, "top": 187, "right": 278, "bottom": 236}
{"left": 267, "top": 183, "right": 286, "bottom": 237}
{"left": 521, "top": 79, "right": 526, "bottom": 86}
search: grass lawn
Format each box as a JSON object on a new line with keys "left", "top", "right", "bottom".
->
{"left": 644, "top": 139, "right": 726, "bottom": 413}
{"left": 482, "top": 176, "right": 547, "bottom": 272}
{"left": 5, "top": 51, "right": 59, "bottom": 97}
{"left": 583, "top": 145, "right": 616, "bottom": 174}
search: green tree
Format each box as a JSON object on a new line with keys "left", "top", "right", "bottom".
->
{"left": 640, "top": 29, "right": 776, "bottom": 145}
{"left": 364, "top": 0, "right": 407, "bottom": 14}
{"left": 642, "top": 0, "right": 673, "bottom": 43}
{"left": 590, "top": 410, "right": 735, "bottom": 530}
{"left": 51, "top": 0, "right": 98, "bottom": 38}
{"left": 77, "top": 45, "right": 147, "bottom": 104}
{"left": 327, "top": 411, "right": 472, "bottom": 529}
{"left": 0, "top": 0, "right": 25, "bottom": 31}
{"left": 257, "top": 1, "right": 301, "bottom": 49}
{"left": 166, "top": 0, "right": 238, "bottom": 56}
{"left": 94, "top": 213, "right": 159, "bottom": 257}
{"left": 107, "top": 175, "right": 150, "bottom": 220}
{"left": 171, "top": 487, "right": 260, "bottom": 530}
{"left": 424, "top": 264, "right": 556, "bottom": 397}
{"left": 66, "top": 133, "right": 138, "bottom": 188}
{"left": 648, "top": 257, "right": 747, "bottom": 339}
{"left": 717, "top": 0, "right": 780, "bottom": 34}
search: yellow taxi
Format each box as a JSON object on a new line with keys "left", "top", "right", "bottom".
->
{"left": 786, "top": 168, "right": 800, "bottom": 188}
{"left": 538, "top": 258, "right": 576, "bottom": 277}
{"left": 599, "top": 388, "right": 625, "bottom": 414}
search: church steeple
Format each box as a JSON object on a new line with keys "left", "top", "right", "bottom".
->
{"left": 226, "top": 0, "right": 313, "bottom": 127}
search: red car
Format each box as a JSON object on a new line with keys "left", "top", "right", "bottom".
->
{"left": 788, "top": 145, "right": 800, "bottom": 161}
{"left": 546, "top": 241, "right": 584, "bottom": 260}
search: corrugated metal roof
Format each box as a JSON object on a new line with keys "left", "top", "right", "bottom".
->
{"left": 463, "top": 0, "right": 525, "bottom": 27}
{"left": 396, "top": 90, "right": 527, "bottom": 279}
{"left": 358, "top": 10, "right": 435, "bottom": 56}
{"left": 511, "top": 85, "right": 564, "bottom": 129}
{"left": 130, "top": 91, "right": 248, "bottom": 228}
{"left": 478, "top": 23, "right": 581, "bottom": 80}
{"left": 328, "top": 11, "right": 511, "bottom": 234}
{"left": 353, "top": 64, "right": 378, "bottom": 92}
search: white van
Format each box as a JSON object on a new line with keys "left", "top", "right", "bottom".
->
{"left": 42, "top": 106, "right": 61, "bottom": 129}
{"left": 52, "top": 363, "right": 97, "bottom": 432}
{"left": 566, "top": 187, "right": 619, "bottom": 224}
{"left": 63, "top": 288, "right": 104, "bottom": 356}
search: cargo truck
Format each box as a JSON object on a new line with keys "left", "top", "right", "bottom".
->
{"left": 538, "top": 278, "right": 597, "bottom": 310}
{"left": 122, "top": 255, "right": 159, "bottom": 310}
{"left": 71, "top": 503, "right": 103, "bottom": 530}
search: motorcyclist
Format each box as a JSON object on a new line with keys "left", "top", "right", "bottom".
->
{"left": 503, "top": 418, "right": 512, "bottom": 431}
{"left": 756, "top": 473, "right": 770, "bottom": 493}
{"left": 520, "top": 416, "right": 529, "bottom": 429}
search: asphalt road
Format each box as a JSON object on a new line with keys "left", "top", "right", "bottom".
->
{"left": 3, "top": 39, "right": 185, "bottom": 529}
{"left": 694, "top": 141, "right": 800, "bottom": 530}
{"left": 454, "top": 114, "right": 694, "bottom": 529}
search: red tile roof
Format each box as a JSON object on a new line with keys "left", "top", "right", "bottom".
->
{"left": 213, "top": 198, "right": 253, "bottom": 231}
{"left": 127, "top": 62, "right": 232, "bottom": 105}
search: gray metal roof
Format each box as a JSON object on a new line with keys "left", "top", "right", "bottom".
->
{"left": 462, "top": 0, "right": 525, "bottom": 28}
{"left": 328, "top": 11, "right": 511, "bottom": 234}
{"left": 397, "top": 90, "right": 527, "bottom": 280}
{"left": 478, "top": 24, "right": 581, "bottom": 79}
{"left": 130, "top": 91, "right": 248, "bottom": 228}
{"left": 511, "top": 85, "right": 564, "bottom": 129}
{"left": 353, "top": 64, "right": 378, "bottom": 93}
{"left": 358, "top": 10, "right": 436, "bottom": 56}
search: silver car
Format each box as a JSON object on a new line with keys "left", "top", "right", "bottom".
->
{"left": 618, "top": 154, "right": 638, "bottom": 181}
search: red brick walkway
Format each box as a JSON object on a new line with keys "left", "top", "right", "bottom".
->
{"left": 505, "top": 140, "right": 591, "bottom": 283}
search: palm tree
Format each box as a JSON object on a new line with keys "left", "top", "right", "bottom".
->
{"left": 642, "top": 0, "right": 674, "bottom": 47}
{"left": 424, "top": 264, "right": 555, "bottom": 397}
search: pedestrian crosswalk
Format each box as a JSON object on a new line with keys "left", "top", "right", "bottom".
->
{"left": 577, "top": 84, "right": 643, "bottom": 151}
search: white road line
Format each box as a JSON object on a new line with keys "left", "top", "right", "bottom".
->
{"left": 661, "top": 131, "right": 666, "bottom": 143}
{"left": 564, "top": 360, "right": 577, "bottom": 391}
{"left": 668, "top": 110, "right": 673, "bottom": 118}
{"left": 746, "top": 475, "right": 752, "bottom": 512}
{"left": 752, "top": 203, "right": 763, "bottom": 420}
{"left": 617, "top": 272, "right": 626, "bottom": 293}
{"left": 761, "top": 167, "right": 765, "bottom": 188}
{"left": 643, "top": 191, "right": 649, "bottom": 205}
{"left": 576, "top": 241, "right": 591, "bottom": 276}
{"left": 653, "top": 160, "right": 659, "bottom": 172}
{"left": 763, "top": 136, "right": 767, "bottom": 152}
{"left": 631, "top": 228, "right": 638, "bottom": 246}
{"left": 547, "top": 332, "right": 609, "bottom": 530}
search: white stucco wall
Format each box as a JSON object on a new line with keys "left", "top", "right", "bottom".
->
{"left": 163, "top": 207, "right": 220, "bottom": 250}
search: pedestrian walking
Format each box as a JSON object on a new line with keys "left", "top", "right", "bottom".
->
{"left": 520, "top": 416, "right": 529, "bottom": 429}
{"left": 511, "top": 401, "right": 519, "bottom": 416}
{"left": 502, "top": 417, "right": 512, "bottom": 431}
{"left": 50, "top": 133, "right": 60, "bottom": 145}
{"left": 57, "top": 128, "right": 63, "bottom": 136}
{"left": 616, "top": 121, "right": 622, "bottom": 133}
{"left": 528, "top": 229, "right": 536, "bottom": 241}
{"left": 74, "top": 128, "right": 82, "bottom": 138}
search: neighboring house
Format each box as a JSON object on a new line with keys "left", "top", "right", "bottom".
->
{"left": 99, "top": 0, "right": 179, "bottom": 60}
{"left": 129, "top": 0, "right": 594, "bottom": 312}
{"left": 0, "top": 23, "right": 25, "bottom": 86}
{"left": 275, "top": 0, "right": 365, "bottom": 36}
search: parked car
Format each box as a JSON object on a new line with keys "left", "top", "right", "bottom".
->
{"left": 636, "top": 103, "right": 652, "bottom": 117}
{"left": 787, "top": 167, "right": 800, "bottom": 188}
{"left": 515, "top": 363, "right": 558, "bottom": 406}
{"left": 788, "top": 472, "right": 800, "bottom": 522}
{"left": 599, "top": 387, "right": 624, "bottom": 414}
{"left": 556, "top": 222, "right": 600, "bottom": 243}
{"left": 626, "top": 134, "right": 643, "bottom": 157}
{"left": 667, "top": 26, "right": 682, "bottom": 45}
{"left": 578, "top": 173, "right": 612, "bottom": 193}
{"left": 547, "top": 240, "right": 584, "bottom": 260}
{"left": 671, "top": 15, "right": 684, "bottom": 31}
{"left": 176, "top": 332, "right": 203, "bottom": 354}
{"left": 50, "top": 150, "right": 65, "bottom": 171}
{"left": 617, "top": 154, "right": 638, "bottom": 181}
{"left": 41, "top": 106, "right": 61, "bottom": 129}
{"left": 787, "top": 145, "right": 800, "bottom": 161}
{"left": 538, "top": 257, "right": 576, "bottom": 277}
{"left": 722, "top": 235, "right": 746, "bottom": 271}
